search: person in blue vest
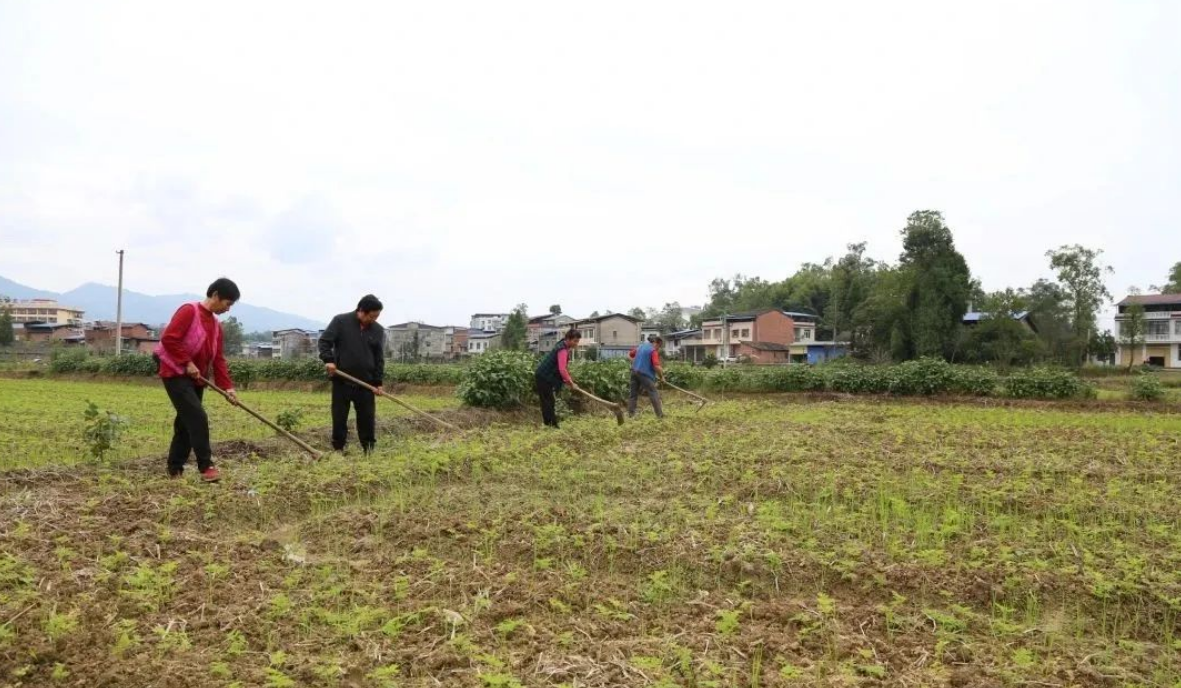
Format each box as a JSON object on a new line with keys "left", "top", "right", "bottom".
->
{"left": 627, "top": 335, "right": 665, "bottom": 418}
{"left": 534, "top": 329, "right": 582, "bottom": 428}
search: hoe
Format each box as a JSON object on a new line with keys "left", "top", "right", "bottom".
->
{"left": 200, "top": 376, "right": 324, "bottom": 459}
{"left": 329, "top": 369, "right": 459, "bottom": 431}
{"left": 572, "top": 387, "right": 625, "bottom": 425}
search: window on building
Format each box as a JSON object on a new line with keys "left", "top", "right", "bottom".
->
{"left": 1148, "top": 321, "right": 1169, "bottom": 337}
{"left": 612, "top": 330, "right": 617, "bottom": 339}
{"left": 741, "top": 328, "right": 750, "bottom": 338}
{"left": 731, "top": 329, "right": 739, "bottom": 339}
{"left": 1175, "top": 320, "right": 1181, "bottom": 335}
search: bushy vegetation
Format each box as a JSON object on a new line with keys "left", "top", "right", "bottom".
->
{"left": 43, "top": 350, "right": 1106, "bottom": 402}
{"left": 1130, "top": 373, "right": 1165, "bottom": 402}
{"left": 454, "top": 355, "right": 1094, "bottom": 404}
{"left": 1002, "top": 367, "right": 1097, "bottom": 400}
{"left": 456, "top": 350, "right": 535, "bottom": 409}
{"left": 47, "top": 351, "right": 466, "bottom": 388}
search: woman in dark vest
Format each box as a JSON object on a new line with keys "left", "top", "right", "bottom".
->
{"left": 534, "top": 329, "right": 582, "bottom": 428}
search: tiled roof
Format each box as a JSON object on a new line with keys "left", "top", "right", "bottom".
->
{"left": 1117, "top": 294, "right": 1181, "bottom": 307}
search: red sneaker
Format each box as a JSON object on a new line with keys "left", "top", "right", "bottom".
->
{"left": 200, "top": 467, "right": 221, "bottom": 483}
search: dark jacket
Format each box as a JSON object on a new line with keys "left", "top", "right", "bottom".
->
{"left": 318, "top": 312, "right": 385, "bottom": 386}
{"left": 535, "top": 340, "right": 572, "bottom": 387}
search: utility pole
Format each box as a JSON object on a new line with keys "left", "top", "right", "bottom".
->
{"left": 114, "top": 250, "right": 125, "bottom": 357}
{"left": 718, "top": 316, "right": 727, "bottom": 370}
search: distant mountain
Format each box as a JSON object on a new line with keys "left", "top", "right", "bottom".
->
{"left": 0, "top": 276, "right": 323, "bottom": 332}
{"left": 0, "top": 275, "right": 57, "bottom": 301}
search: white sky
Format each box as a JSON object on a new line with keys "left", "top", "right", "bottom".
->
{"left": 1, "top": 1, "right": 1178, "bottom": 326}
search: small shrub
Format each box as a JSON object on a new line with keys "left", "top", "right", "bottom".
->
{"left": 100, "top": 354, "right": 157, "bottom": 376}
{"left": 82, "top": 401, "right": 128, "bottom": 464}
{"left": 457, "top": 351, "right": 535, "bottom": 409}
{"left": 662, "top": 362, "right": 705, "bottom": 389}
{"left": 824, "top": 364, "right": 892, "bottom": 394}
{"left": 947, "top": 366, "right": 999, "bottom": 396}
{"left": 1003, "top": 368, "right": 1094, "bottom": 399}
{"left": 274, "top": 408, "right": 304, "bottom": 433}
{"left": 569, "top": 359, "right": 630, "bottom": 402}
{"left": 1130, "top": 374, "right": 1165, "bottom": 402}
{"left": 227, "top": 360, "right": 256, "bottom": 389}
{"left": 888, "top": 358, "right": 954, "bottom": 396}
{"left": 50, "top": 348, "right": 94, "bottom": 374}
{"left": 702, "top": 354, "right": 718, "bottom": 369}
{"left": 760, "top": 365, "right": 825, "bottom": 392}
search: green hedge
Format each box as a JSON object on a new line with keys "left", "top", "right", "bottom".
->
{"left": 47, "top": 351, "right": 1096, "bottom": 402}
{"left": 453, "top": 356, "right": 1091, "bottom": 404}
{"left": 47, "top": 352, "right": 466, "bottom": 388}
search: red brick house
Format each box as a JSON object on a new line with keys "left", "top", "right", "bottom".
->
{"left": 681, "top": 309, "right": 819, "bottom": 364}
{"left": 85, "top": 322, "right": 160, "bottom": 354}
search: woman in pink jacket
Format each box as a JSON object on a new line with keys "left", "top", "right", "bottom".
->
{"left": 153, "top": 278, "right": 240, "bottom": 482}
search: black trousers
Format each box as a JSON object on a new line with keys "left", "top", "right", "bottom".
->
{"left": 332, "top": 381, "right": 376, "bottom": 452}
{"left": 535, "top": 375, "right": 561, "bottom": 428}
{"left": 163, "top": 376, "right": 213, "bottom": 473}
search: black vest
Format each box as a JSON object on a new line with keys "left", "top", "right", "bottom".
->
{"left": 535, "top": 340, "right": 570, "bottom": 385}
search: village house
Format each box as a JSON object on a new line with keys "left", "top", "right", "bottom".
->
{"left": 570, "top": 313, "right": 643, "bottom": 359}
{"left": 962, "top": 310, "right": 1037, "bottom": 332}
{"left": 386, "top": 321, "right": 447, "bottom": 361}
{"left": 527, "top": 312, "right": 575, "bottom": 354}
{"left": 272, "top": 328, "right": 323, "bottom": 359}
{"left": 469, "top": 313, "right": 510, "bottom": 332}
{"left": 467, "top": 329, "right": 500, "bottom": 355}
{"left": 241, "top": 342, "right": 277, "bottom": 359}
{"left": 2, "top": 298, "right": 85, "bottom": 325}
{"left": 1115, "top": 293, "right": 1181, "bottom": 368}
{"left": 14, "top": 322, "right": 87, "bottom": 346}
{"left": 85, "top": 321, "right": 160, "bottom": 355}
{"left": 663, "top": 329, "right": 700, "bottom": 359}
{"left": 444, "top": 327, "right": 468, "bottom": 359}
{"left": 680, "top": 309, "right": 824, "bottom": 364}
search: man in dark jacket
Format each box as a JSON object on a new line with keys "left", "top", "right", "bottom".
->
{"left": 319, "top": 295, "right": 385, "bottom": 453}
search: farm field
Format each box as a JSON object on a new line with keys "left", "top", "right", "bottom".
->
{"left": 0, "top": 379, "right": 460, "bottom": 470}
{"left": 2, "top": 379, "right": 1181, "bottom": 686}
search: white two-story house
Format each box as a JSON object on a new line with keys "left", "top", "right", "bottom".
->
{"left": 1115, "top": 293, "right": 1181, "bottom": 368}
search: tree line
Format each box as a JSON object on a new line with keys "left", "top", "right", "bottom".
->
{"left": 630, "top": 210, "right": 1179, "bottom": 368}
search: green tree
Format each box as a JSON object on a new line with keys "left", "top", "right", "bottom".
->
{"left": 961, "top": 289, "right": 1038, "bottom": 369}
{"left": 1089, "top": 329, "right": 1116, "bottom": 365}
{"left": 1025, "top": 279, "right": 1072, "bottom": 364}
{"left": 826, "top": 242, "right": 877, "bottom": 352}
{"left": 897, "top": 210, "right": 973, "bottom": 360}
{"left": 654, "top": 302, "right": 686, "bottom": 332}
{"left": 221, "top": 316, "right": 244, "bottom": 356}
{"left": 589, "top": 310, "right": 600, "bottom": 319}
{"left": 549, "top": 304, "right": 562, "bottom": 315}
{"left": 0, "top": 301, "right": 13, "bottom": 347}
{"left": 1119, "top": 288, "right": 1146, "bottom": 370}
{"left": 1150, "top": 261, "right": 1181, "bottom": 293}
{"left": 854, "top": 266, "right": 909, "bottom": 362}
{"left": 398, "top": 330, "right": 422, "bottom": 362}
{"left": 1046, "top": 244, "right": 1112, "bottom": 367}
{"left": 627, "top": 307, "right": 647, "bottom": 320}
{"left": 500, "top": 304, "right": 528, "bottom": 351}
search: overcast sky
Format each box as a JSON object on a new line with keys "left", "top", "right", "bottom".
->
{"left": 1, "top": 1, "right": 1178, "bottom": 326}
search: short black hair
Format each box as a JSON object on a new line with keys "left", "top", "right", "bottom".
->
{"left": 653, "top": 336, "right": 664, "bottom": 344}
{"left": 207, "top": 277, "right": 240, "bottom": 302}
{"left": 565, "top": 328, "right": 582, "bottom": 341}
{"left": 356, "top": 294, "right": 383, "bottom": 313}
